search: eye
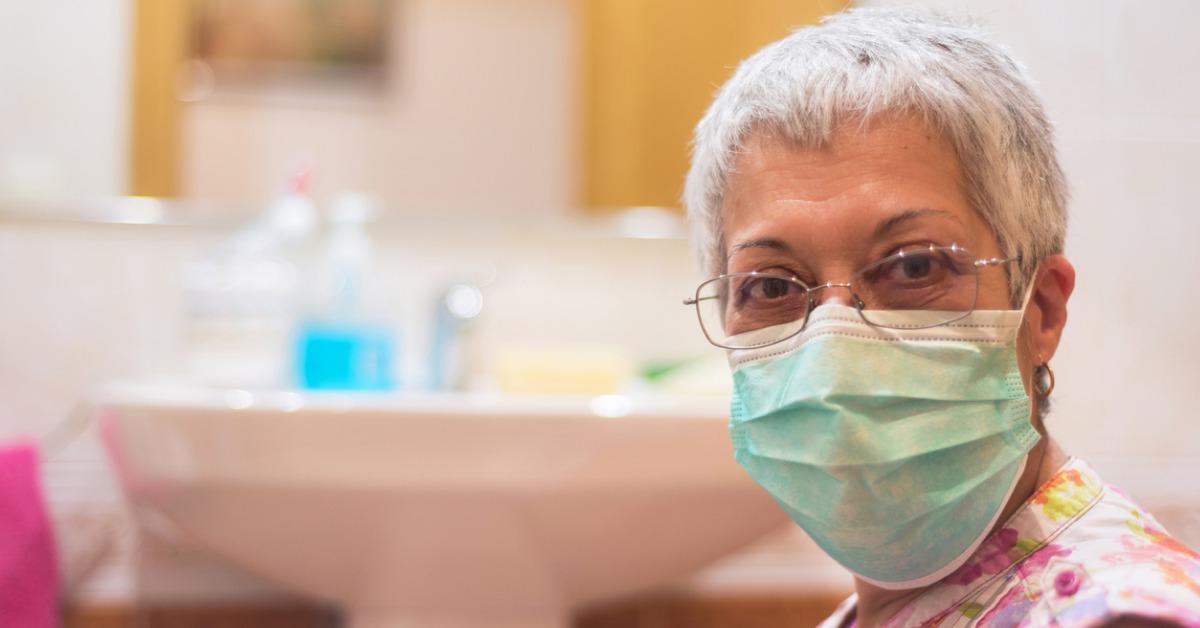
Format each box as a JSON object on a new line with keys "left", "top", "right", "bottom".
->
{"left": 759, "top": 277, "right": 793, "bottom": 299}
{"left": 722, "top": 274, "right": 809, "bottom": 334}
{"left": 857, "top": 246, "right": 977, "bottom": 310}
{"left": 872, "top": 250, "right": 950, "bottom": 286}
{"left": 738, "top": 275, "right": 804, "bottom": 305}
{"left": 898, "top": 254, "right": 933, "bottom": 280}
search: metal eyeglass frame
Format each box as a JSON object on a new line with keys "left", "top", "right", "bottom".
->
{"left": 682, "top": 243, "right": 1019, "bottom": 349}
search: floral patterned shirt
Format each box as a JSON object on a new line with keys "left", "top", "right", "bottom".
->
{"left": 820, "top": 458, "right": 1200, "bottom": 627}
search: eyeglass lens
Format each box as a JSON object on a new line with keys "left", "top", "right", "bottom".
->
{"left": 695, "top": 246, "right": 981, "bottom": 348}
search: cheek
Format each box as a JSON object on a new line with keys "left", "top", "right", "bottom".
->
{"left": 974, "top": 271, "right": 1016, "bottom": 310}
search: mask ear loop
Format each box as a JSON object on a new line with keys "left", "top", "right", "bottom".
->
{"left": 1020, "top": 267, "right": 1056, "bottom": 399}
{"left": 1016, "top": 275, "right": 1038, "bottom": 313}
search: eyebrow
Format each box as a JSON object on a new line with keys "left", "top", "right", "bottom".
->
{"left": 729, "top": 238, "right": 793, "bottom": 254}
{"left": 873, "top": 208, "right": 958, "bottom": 240}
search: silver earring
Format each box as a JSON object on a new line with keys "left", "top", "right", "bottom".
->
{"left": 1034, "top": 363, "right": 1055, "bottom": 398}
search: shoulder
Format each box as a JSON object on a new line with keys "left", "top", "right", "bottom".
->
{"left": 994, "top": 476, "right": 1200, "bottom": 627}
{"left": 1023, "top": 537, "right": 1200, "bottom": 628}
{"left": 1006, "top": 555, "right": 1200, "bottom": 628}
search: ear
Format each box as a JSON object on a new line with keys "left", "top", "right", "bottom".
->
{"left": 1025, "top": 255, "right": 1076, "bottom": 364}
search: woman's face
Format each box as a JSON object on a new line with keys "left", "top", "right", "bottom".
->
{"left": 720, "top": 114, "right": 1044, "bottom": 395}
{"left": 720, "top": 115, "right": 1012, "bottom": 310}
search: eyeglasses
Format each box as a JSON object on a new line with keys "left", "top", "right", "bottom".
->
{"left": 683, "top": 244, "right": 1018, "bottom": 349}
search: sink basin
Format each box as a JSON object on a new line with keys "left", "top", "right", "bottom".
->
{"left": 97, "top": 384, "right": 786, "bottom": 628}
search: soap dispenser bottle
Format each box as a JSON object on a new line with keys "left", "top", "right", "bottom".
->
{"left": 294, "top": 193, "right": 397, "bottom": 391}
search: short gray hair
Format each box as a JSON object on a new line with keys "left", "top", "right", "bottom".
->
{"left": 684, "top": 7, "right": 1067, "bottom": 302}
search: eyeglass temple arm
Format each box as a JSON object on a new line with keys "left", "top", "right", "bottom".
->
{"left": 974, "top": 255, "right": 1019, "bottom": 268}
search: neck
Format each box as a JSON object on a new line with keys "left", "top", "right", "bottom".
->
{"left": 850, "top": 436, "right": 1069, "bottom": 627}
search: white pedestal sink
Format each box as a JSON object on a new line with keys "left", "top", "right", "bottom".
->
{"left": 97, "top": 384, "right": 786, "bottom": 628}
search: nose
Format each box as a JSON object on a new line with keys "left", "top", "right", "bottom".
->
{"left": 808, "top": 282, "right": 856, "bottom": 307}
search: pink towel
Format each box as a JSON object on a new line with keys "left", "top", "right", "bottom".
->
{"left": 0, "top": 440, "right": 59, "bottom": 628}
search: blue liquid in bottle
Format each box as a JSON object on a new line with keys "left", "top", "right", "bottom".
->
{"left": 296, "top": 321, "right": 396, "bottom": 391}
{"left": 294, "top": 193, "right": 398, "bottom": 392}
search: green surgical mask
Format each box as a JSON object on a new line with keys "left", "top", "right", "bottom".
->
{"left": 728, "top": 302, "right": 1040, "bottom": 589}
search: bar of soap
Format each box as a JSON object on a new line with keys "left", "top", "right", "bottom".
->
{"left": 493, "top": 344, "right": 633, "bottom": 395}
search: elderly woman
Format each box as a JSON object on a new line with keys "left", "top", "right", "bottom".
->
{"left": 683, "top": 8, "right": 1200, "bottom": 627}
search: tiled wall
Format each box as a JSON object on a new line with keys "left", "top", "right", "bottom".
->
{"left": 0, "top": 222, "right": 213, "bottom": 601}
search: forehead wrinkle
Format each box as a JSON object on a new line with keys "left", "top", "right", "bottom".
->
{"left": 872, "top": 207, "right": 963, "bottom": 239}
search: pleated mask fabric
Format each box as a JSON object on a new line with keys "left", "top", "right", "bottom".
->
{"left": 728, "top": 304, "right": 1039, "bottom": 589}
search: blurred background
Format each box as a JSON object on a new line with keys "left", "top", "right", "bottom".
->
{"left": 1, "top": 1, "right": 1199, "bottom": 626}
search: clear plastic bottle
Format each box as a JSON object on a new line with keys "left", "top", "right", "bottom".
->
{"left": 294, "top": 193, "right": 397, "bottom": 391}
{"left": 182, "top": 168, "right": 318, "bottom": 389}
